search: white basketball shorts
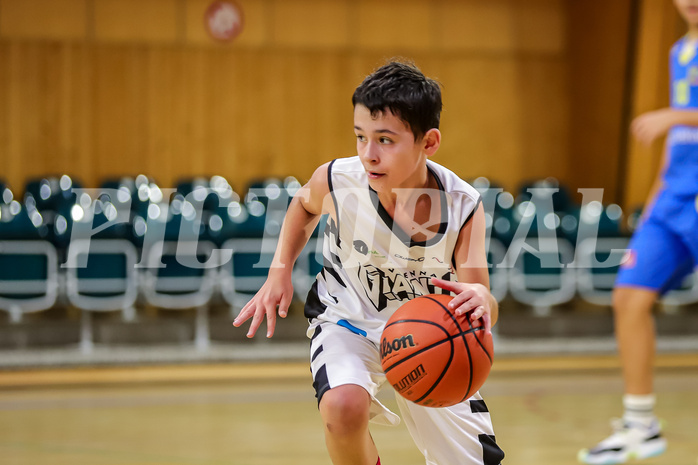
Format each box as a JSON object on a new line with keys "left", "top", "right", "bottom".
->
{"left": 308, "top": 321, "right": 505, "bottom": 465}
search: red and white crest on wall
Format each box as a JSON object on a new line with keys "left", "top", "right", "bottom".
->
{"left": 205, "top": 1, "right": 244, "bottom": 42}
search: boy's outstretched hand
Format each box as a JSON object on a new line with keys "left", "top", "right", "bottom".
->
{"left": 232, "top": 272, "right": 294, "bottom": 338}
{"left": 631, "top": 108, "right": 677, "bottom": 146}
{"left": 431, "top": 277, "right": 493, "bottom": 335}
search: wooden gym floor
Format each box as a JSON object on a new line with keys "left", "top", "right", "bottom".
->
{"left": 1, "top": 354, "right": 697, "bottom": 465}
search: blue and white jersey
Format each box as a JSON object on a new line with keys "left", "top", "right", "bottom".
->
{"left": 665, "top": 36, "right": 698, "bottom": 196}
{"left": 304, "top": 156, "right": 481, "bottom": 345}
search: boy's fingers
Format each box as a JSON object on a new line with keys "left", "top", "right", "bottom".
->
{"left": 266, "top": 305, "right": 277, "bottom": 338}
{"left": 431, "top": 277, "right": 459, "bottom": 292}
{"left": 448, "top": 289, "right": 474, "bottom": 310}
{"left": 472, "top": 310, "right": 492, "bottom": 335}
{"left": 468, "top": 305, "right": 486, "bottom": 320}
{"left": 483, "top": 312, "right": 492, "bottom": 335}
{"left": 233, "top": 303, "right": 253, "bottom": 326}
{"left": 247, "top": 309, "right": 265, "bottom": 338}
{"left": 278, "top": 294, "right": 292, "bottom": 319}
{"left": 454, "top": 298, "right": 478, "bottom": 315}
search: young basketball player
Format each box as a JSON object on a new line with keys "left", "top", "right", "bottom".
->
{"left": 233, "top": 60, "right": 505, "bottom": 465}
{"left": 578, "top": 1, "right": 698, "bottom": 463}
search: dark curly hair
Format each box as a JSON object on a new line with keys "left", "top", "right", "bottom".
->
{"left": 352, "top": 60, "right": 442, "bottom": 140}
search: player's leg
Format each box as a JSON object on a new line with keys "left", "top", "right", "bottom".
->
{"left": 578, "top": 219, "right": 693, "bottom": 464}
{"left": 309, "top": 322, "right": 399, "bottom": 465}
{"left": 613, "top": 286, "right": 657, "bottom": 397}
{"left": 319, "top": 384, "right": 377, "bottom": 465}
{"left": 394, "top": 391, "right": 504, "bottom": 465}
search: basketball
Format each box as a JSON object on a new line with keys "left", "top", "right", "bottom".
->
{"left": 380, "top": 294, "right": 493, "bottom": 408}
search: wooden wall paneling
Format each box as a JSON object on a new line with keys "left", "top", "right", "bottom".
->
{"left": 270, "top": 0, "right": 350, "bottom": 49}
{"left": 312, "top": 52, "right": 356, "bottom": 173}
{"left": 93, "top": 46, "right": 150, "bottom": 185}
{"left": 231, "top": 50, "right": 283, "bottom": 188}
{"left": 0, "top": 0, "right": 631, "bottom": 203}
{"left": 0, "top": 0, "right": 87, "bottom": 40}
{"left": 567, "top": 0, "right": 632, "bottom": 204}
{"left": 436, "top": 0, "right": 565, "bottom": 55}
{"left": 514, "top": 0, "right": 566, "bottom": 54}
{"left": 435, "top": 57, "right": 523, "bottom": 189}
{"left": 57, "top": 45, "right": 75, "bottom": 181}
{"left": 276, "top": 53, "right": 306, "bottom": 179}
{"left": 270, "top": 52, "right": 310, "bottom": 181}
{"left": 131, "top": 48, "right": 151, "bottom": 181}
{"left": 266, "top": 52, "right": 337, "bottom": 182}
{"left": 355, "top": 0, "right": 434, "bottom": 52}
{"left": 146, "top": 47, "right": 180, "bottom": 188}
{"left": 171, "top": 48, "right": 208, "bottom": 187}
{"left": 43, "top": 43, "right": 88, "bottom": 180}
{"left": 40, "top": 43, "right": 69, "bottom": 178}
{"left": 94, "top": 0, "right": 179, "bottom": 44}
{"left": 293, "top": 52, "right": 360, "bottom": 179}
{"left": 73, "top": 44, "right": 94, "bottom": 188}
{"left": 623, "top": 0, "right": 681, "bottom": 209}
{"left": 234, "top": 50, "right": 268, "bottom": 185}
{"left": 436, "top": 0, "right": 516, "bottom": 53}
{"left": 202, "top": 48, "right": 243, "bottom": 186}
{"left": 14, "top": 44, "right": 44, "bottom": 186}
{"left": 185, "top": 0, "right": 270, "bottom": 47}
{"left": 0, "top": 44, "right": 9, "bottom": 188}
{"left": 5, "top": 43, "right": 24, "bottom": 189}
{"left": 514, "top": 58, "right": 570, "bottom": 188}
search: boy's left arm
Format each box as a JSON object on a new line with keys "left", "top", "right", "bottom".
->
{"left": 432, "top": 202, "right": 498, "bottom": 334}
{"left": 632, "top": 108, "right": 698, "bottom": 145}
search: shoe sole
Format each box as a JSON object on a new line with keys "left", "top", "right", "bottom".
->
{"left": 577, "top": 439, "right": 667, "bottom": 464}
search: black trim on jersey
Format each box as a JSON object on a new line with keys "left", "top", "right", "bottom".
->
{"left": 311, "top": 345, "right": 323, "bottom": 362}
{"left": 461, "top": 195, "right": 483, "bottom": 230}
{"left": 313, "top": 364, "right": 331, "bottom": 405}
{"left": 311, "top": 325, "right": 322, "bottom": 340}
{"left": 323, "top": 263, "right": 346, "bottom": 289}
{"left": 327, "top": 159, "right": 341, "bottom": 248}
{"left": 452, "top": 195, "right": 484, "bottom": 269}
{"left": 328, "top": 252, "right": 343, "bottom": 268}
{"left": 320, "top": 248, "right": 345, "bottom": 286}
{"left": 478, "top": 434, "right": 505, "bottom": 465}
{"left": 304, "top": 281, "right": 328, "bottom": 319}
{"left": 368, "top": 164, "right": 448, "bottom": 248}
{"left": 470, "top": 399, "right": 490, "bottom": 413}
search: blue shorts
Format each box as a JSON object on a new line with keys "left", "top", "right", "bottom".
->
{"left": 616, "top": 191, "right": 698, "bottom": 295}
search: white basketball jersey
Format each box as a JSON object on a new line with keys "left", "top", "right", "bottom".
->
{"left": 304, "top": 156, "right": 481, "bottom": 345}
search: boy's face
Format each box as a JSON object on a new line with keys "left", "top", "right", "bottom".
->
{"left": 675, "top": 0, "right": 698, "bottom": 27}
{"left": 353, "top": 104, "right": 437, "bottom": 194}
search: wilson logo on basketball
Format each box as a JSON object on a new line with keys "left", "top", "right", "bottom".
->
{"left": 380, "top": 334, "right": 416, "bottom": 359}
{"left": 392, "top": 363, "right": 426, "bottom": 393}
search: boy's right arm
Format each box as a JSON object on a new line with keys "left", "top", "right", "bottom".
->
{"left": 631, "top": 107, "right": 698, "bottom": 145}
{"left": 232, "top": 162, "right": 331, "bottom": 338}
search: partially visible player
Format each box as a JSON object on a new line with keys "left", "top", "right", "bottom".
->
{"left": 579, "top": 1, "right": 698, "bottom": 463}
{"left": 234, "top": 60, "right": 505, "bottom": 465}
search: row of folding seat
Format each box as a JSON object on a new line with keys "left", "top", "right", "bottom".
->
{"left": 3, "top": 230, "right": 697, "bottom": 352}
{"left": 1, "top": 175, "right": 696, "bottom": 353}
{"left": 2, "top": 174, "right": 636, "bottom": 250}
{"left": 474, "top": 177, "right": 697, "bottom": 315}
{"left": 0, "top": 235, "right": 323, "bottom": 352}
{"left": 472, "top": 176, "right": 637, "bottom": 247}
{"left": 0, "top": 174, "right": 313, "bottom": 352}
{"left": 0, "top": 174, "right": 306, "bottom": 248}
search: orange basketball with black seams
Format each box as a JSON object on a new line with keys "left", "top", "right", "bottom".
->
{"left": 380, "top": 294, "right": 493, "bottom": 408}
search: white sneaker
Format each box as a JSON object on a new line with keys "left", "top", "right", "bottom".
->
{"left": 578, "top": 418, "right": 667, "bottom": 464}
